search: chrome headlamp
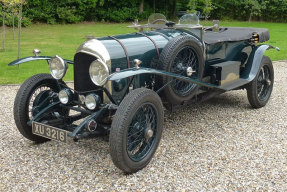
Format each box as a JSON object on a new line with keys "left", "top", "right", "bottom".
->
{"left": 58, "top": 88, "right": 73, "bottom": 104}
{"left": 85, "top": 94, "right": 101, "bottom": 110}
{"left": 89, "top": 59, "right": 109, "bottom": 86}
{"left": 49, "top": 55, "right": 68, "bottom": 80}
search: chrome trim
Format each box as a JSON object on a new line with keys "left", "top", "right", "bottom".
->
{"left": 49, "top": 55, "right": 68, "bottom": 80}
{"left": 76, "top": 39, "right": 112, "bottom": 103}
{"left": 76, "top": 39, "right": 111, "bottom": 68}
{"left": 33, "top": 49, "right": 41, "bottom": 56}
{"left": 186, "top": 67, "right": 195, "bottom": 76}
{"left": 133, "top": 59, "right": 142, "bottom": 69}
{"left": 89, "top": 59, "right": 109, "bottom": 86}
{"left": 58, "top": 88, "right": 73, "bottom": 104}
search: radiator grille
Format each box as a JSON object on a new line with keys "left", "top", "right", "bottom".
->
{"left": 73, "top": 52, "right": 102, "bottom": 96}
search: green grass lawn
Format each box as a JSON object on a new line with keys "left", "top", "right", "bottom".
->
{"left": 0, "top": 21, "right": 286, "bottom": 84}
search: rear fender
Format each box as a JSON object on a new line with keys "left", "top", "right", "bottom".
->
{"left": 8, "top": 56, "right": 73, "bottom": 66}
{"left": 242, "top": 45, "right": 279, "bottom": 81}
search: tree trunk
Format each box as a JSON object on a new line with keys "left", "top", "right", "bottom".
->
{"left": 139, "top": 0, "right": 144, "bottom": 14}
{"left": 18, "top": 3, "right": 23, "bottom": 59}
{"left": 153, "top": 0, "right": 155, "bottom": 13}
{"left": 13, "top": 14, "right": 15, "bottom": 40}
{"left": 248, "top": 12, "right": 252, "bottom": 22}
{"left": 2, "top": 13, "right": 5, "bottom": 50}
{"left": 168, "top": 0, "right": 177, "bottom": 19}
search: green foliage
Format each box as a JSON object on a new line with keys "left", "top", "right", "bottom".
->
{"left": 263, "top": 0, "right": 287, "bottom": 22}
{"left": 0, "top": 7, "right": 32, "bottom": 27}
{"left": 211, "top": 0, "right": 287, "bottom": 22}
{"left": 2, "top": 0, "right": 287, "bottom": 23}
{"left": 244, "top": 0, "right": 265, "bottom": 21}
{"left": 0, "top": 13, "right": 31, "bottom": 27}
{"left": 105, "top": 7, "right": 139, "bottom": 22}
{"left": 187, "top": 0, "right": 212, "bottom": 18}
{"left": 56, "top": 7, "right": 83, "bottom": 23}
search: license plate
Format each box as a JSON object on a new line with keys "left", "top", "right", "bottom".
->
{"left": 32, "top": 122, "right": 68, "bottom": 143}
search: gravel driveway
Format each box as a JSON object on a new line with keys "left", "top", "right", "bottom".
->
{"left": 1, "top": 61, "right": 286, "bottom": 191}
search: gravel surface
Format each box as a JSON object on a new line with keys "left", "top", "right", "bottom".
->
{"left": 0, "top": 61, "right": 287, "bottom": 191}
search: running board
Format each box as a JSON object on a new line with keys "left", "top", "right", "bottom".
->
{"left": 220, "top": 78, "right": 249, "bottom": 90}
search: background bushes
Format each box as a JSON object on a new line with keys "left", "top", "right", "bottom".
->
{"left": 1, "top": 0, "right": 287, "bottom": 25}
{"left": 211, "top": 0, "right": 287, "bottom": 22}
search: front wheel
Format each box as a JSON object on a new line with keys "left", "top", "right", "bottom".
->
{"left": 246, "top": 56, "right": 274, "bottom": 108}
{"left": 14, "top": 73, "right": 66, "bottom": 143}
{"left": 109, "top": 88, "right": 164, "bottom": 173}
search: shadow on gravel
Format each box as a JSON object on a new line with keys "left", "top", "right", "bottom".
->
{"left": 165, "top": 91, "right": 250, "bottom": 117}
{"left": 10, "top": 91, "right": 254, "bottom": 174}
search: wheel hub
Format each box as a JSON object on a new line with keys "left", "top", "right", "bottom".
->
{"left": 266, "top": 79, "right": 271, "bottom": 86}
{"left": 170, "top": 46, "right": 199, "bottom": 96}
{"left": 145, "top": 129, "right": 153, "bottom": 140}
{"left": 126, "top": 102, "right": 158, "bottom": 162}
{"left": 186, "top": 66, "right": 195, "bottom": 76}
{"left": 145, "top": 124, "right": 153, "bottom": 140}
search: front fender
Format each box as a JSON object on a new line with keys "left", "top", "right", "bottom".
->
{"left": 242, "top": 45, "right": 279, "bottom": 81}
{"left": 8, "top": 56, "right": 73, "bottom": 66}
{"left": 108, "top": 67, "right": 220, "bottom": 89}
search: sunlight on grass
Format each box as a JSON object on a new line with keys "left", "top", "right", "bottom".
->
{"left": 0, "top": 21, "right": 286, "bottom": 84}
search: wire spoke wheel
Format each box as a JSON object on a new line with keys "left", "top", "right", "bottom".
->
{"left": 109, "top": 88, "right": 164, "bottom": 173}
{"left": 159, "top": 35, "right": 204, "bottom": 105}
{"left": 256, "top": 65, "right": 272, "bottom": 101}
{"left": 127, "top": 103, "right": 157, "bottom": 161}
{"left": 28, "top": 85, "right": 53, "bottom": 120}
{"left": 171, "top": 46, "right": 199, "bottom": 96}
{"left": 247, "top": 56, "right": 274, "bottom": 109}
{"left": 14, "top": 74, "right": 66, "bottom": 142}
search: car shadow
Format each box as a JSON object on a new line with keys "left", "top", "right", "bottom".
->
{"left": 19, "top": 90, "right": 252, "bottom": 175}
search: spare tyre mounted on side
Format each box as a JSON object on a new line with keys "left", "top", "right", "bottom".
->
{"left": 158, "top": 35, "right": 204, "bottom": 105}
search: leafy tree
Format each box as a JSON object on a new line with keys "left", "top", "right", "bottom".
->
{"left": 139, "top": 0, "right": 144, "bottom": 13}
{"left": 187, "top": 0, "right": 212, "bottom": 19}
{"left": 2, "top": 0, "right": 287, "bottom": 24}
{"left": 0, "top": 0, "right": 11, "bottom": 50}
{"left": 244, "top": 0, "right": 265, "bottom": 22}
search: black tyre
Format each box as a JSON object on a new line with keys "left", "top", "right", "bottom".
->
{"left": 159, "top": 35, "right": 204, "bottom": 104}
{"left": 109, "top": 88, "right": 164, "bottom": 173}
{"left": 246, "top": 56, "right": 274, "bottom": 108}
{"left": 14, "top": 73, "right": 64, "bottom": 143}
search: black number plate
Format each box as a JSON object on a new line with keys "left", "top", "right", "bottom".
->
{"left": 32, "top": 122, "right": 68, "bottom": 143}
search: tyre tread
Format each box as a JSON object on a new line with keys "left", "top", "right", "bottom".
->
{"left": 14, "top": 73, "right": 56, "bottom": 142}
{"left": 246, "top": 56, "right": 274, "bottom": 108}
{"left": 158, "top": 35, "right": 204, "bottom": 104}
{"left": 109, "top": 88, "right": 164, "bottom": 173}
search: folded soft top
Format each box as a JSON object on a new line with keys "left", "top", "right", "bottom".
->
{"left": 204, "top": 27, "right": 270, "bottom": 44}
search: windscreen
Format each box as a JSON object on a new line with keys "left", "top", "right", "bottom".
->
{"left": 148, "top": 13, "right": 167, "bottom": 25}
{"left": 178, "top": 13, "right": 200, "bottom": 25}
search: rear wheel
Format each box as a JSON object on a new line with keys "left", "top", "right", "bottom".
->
{"left": 246, "top": 56, "right": 274, "bottom": 108}
{"left": 14, "top": 73, "right": 66, "bottom": 143}
{"left": 109, "top": 88, "right": 164, "bottom": 173}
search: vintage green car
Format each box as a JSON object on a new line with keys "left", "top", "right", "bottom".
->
{"left": 9, "top": 13, "right": 279, "bottom": 173}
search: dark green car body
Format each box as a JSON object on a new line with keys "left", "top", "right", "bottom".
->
{"left": 9, "top": 27, "right": 275, "bottom": 101}
{"left": 9, "top": 16, "right": 279, "bottom": 173}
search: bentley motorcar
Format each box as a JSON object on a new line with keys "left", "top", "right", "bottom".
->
{"left": 9, "top": 13, "right": 279, "bottom": 173}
